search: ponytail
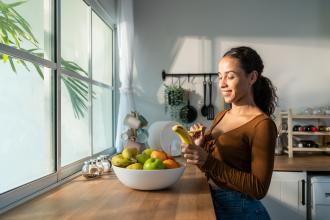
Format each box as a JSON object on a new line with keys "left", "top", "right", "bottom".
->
{"left": 253, "top": 75, "right": 278, "bottom": 116}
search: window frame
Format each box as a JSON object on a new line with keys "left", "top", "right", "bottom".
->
{"left": 0, "top": 0, "right": 116, "bottom": 213}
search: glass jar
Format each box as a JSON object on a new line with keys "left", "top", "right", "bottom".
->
{"left": 99, "top": 155, "right": 111, "bottom": 172}
{"left": 96, "top": 158, "right": 104, "bottom": 175}
{"left": 82, "top": 161, "right": 90, "bottom": 177}
{"left": 89, "top": 159, "right": 101, "bottom": 177}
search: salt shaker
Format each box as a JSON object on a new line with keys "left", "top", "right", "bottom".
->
{"left": 96, "top": 158, "right": 104, "bottom": 175}
{"left": 82, "top": 161, "right": 90, "bottom": 177}
{"left": 99, "top": 155, "right": 111, "bottom": 172}
{"left": 89, "top": 160, "right": 101, "bottom": 177}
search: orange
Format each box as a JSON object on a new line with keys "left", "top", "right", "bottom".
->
{"left": 163, "top": 159, "right": 180, "bottom": 169}
{"left": 150, "top": 150, "right": 167, "bottom": 162}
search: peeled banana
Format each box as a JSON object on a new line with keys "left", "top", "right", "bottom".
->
{"left": 172, "top": 124, "right": 193, "bottom": 144}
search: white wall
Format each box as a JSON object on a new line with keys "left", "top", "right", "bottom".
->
{"left": 132, "top": 0, "right": 330, "bottom": 126}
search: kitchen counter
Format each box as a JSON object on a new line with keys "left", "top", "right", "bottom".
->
{"left": 274, "top": 153, "right": 330, "bottom": 172}
{"left": 0, "top": 164, "right": 216, "bottom": 220}
{"left": 3, "top": 154, "right": 330, "bottom": 219}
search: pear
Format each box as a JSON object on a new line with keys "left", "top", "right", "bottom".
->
{"left": 122, "top": 147, "right": 138, "bottom": 159}
{"left": 126, "top": 163, "right": 143, "bottom": 170}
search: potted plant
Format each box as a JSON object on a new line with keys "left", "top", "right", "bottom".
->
{"left": 164, "top": 84, "right": 184, "bottom": 106}
{"left": 164, "top": 84, "right": 185, "bottom": 121}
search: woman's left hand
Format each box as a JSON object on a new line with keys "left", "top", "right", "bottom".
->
{"left": 181, "top": 142, "right": 208, "bottom": 166}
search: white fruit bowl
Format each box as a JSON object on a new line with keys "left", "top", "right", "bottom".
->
{"left": 112, "top": 164, "right": 185, "bottom": 190}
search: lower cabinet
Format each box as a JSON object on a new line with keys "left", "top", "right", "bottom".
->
{"left": 261, "top": 171, "right": 307, "bottom": 220}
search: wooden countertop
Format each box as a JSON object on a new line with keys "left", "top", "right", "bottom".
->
{"left": 274, "top": 153, "right": 330, "bottom": 172}
{"left": 0, "top": 164, "right": 216, "bottom": 220}
{"left": 3, "top": 153, "right": 330, "bottom": 219}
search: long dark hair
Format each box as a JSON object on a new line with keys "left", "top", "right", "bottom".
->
{"left": 223, "top": 46, "right": 278, "bottom": 116}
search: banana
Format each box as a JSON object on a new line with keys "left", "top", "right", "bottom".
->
{"left": 172, "top": 124, "right": 193, "bottom": 144}
{"left": 111, "top": 154, "right": 136, "bottom": 167}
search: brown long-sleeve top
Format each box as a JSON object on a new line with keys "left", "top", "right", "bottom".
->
{"left": 200, "top": 110, "right": 277, "bottom": 200}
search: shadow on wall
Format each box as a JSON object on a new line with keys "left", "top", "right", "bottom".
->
{"left": 132, "top": 0, "right": 330, "bottom": 123}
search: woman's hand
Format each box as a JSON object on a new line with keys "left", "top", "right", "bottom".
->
{"left": 181, "top": 123, "right": 208, "bottom": 166}
{"left": 181, "top": 142, "right": 208, "bottom": 166}
{"left": 189, "top": 123, "right": 206, "bottom": 147}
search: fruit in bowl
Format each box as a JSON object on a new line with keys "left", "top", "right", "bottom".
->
{"left": 111, "top": 147, "right": 185, "bottom": 190}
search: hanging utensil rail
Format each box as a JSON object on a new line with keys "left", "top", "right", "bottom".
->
{"left": 162, "top": 70, "right": 218, "bottom": 81}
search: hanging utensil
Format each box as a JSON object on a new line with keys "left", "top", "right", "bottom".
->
{"left": 180, "top": 76, "right": 197, "bottom": 123}
{"left": 207, "top": 75, "right": 214, "bottom": 120}
{"left": 201, "top": 74, "right": 208, "bottom": 117}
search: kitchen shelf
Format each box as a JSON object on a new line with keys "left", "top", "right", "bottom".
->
{"left": 292, "top": 147, "right": 330, "bottom": 152}
{"left": 292, "top": 132, "right": 330, "bottom": 136}
{"left": 282, "top": 115, "right": 330, "bottom": 119}
{"left": 278, "top": 109, "right": 330, "bottom": 158}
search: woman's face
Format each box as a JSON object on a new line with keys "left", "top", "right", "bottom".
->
{"left": 218, "top": 56, "right": 255, "bottom": 104}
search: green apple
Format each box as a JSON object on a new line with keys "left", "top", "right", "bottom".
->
{"left": 122, "top": 147, "right": 138, "bottom": 159}
{"left": 142, "top": 148, "right": 154, "bottom": 157}
{"left": 126, "top": 163, "right": 143, "bottom": 170}
{"left": 136, "top": 153, "right": 149, "bottom": 164}
{"left": 143, "top": 158, "right": 165, "bottom": 170}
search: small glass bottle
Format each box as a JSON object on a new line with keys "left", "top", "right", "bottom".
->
{"left": 82, "top": 161, "right": 90, "bottom": 177}
{"left": 96, "top": 158, "right": 104, "bottom": 175}
{"left": 99, "top": 155, "right": 111, "bottom": 172}
{"left": 89, "top": 159, "right": 100, "bottom": 177}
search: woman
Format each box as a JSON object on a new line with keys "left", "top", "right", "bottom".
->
{"left": 181, "top": 46, "right": 278, "bottom": 220}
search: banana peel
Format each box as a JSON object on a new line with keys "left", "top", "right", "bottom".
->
{"left": 172, "top": 125, "right": 193, "bottom": 144}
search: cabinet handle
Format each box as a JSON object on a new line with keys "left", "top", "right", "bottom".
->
{"left": 301, "top": 179, "right": 306, "bottom": 205}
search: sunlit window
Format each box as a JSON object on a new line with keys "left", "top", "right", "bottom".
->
{"left": 0, "top": 0, "right": 115, "bottom": 207}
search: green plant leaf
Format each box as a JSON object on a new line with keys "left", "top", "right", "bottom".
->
{"left": 8, "top": 56, "right": 16, "bottom": 72}
{"left": 65, "top": 80, "right": 88, "bottom": 102}
{"left": 2, "top": 53, "right": 8, "bottom": 62}
{"left": 32, "top": 63, "right": 44, "bottom": 79}
{"left": 61, "top": 58, "right": 88, "bottom": 76}
{"left": 62, "top": 77, "right": 88, "bottom": 119}
{"left": 20, "top": 59, "right": 30, "bottom": 71}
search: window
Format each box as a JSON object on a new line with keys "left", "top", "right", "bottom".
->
{"left": 0, "top": 0, "right": 115, "bottom": 212}
{"left": 61, "top": 75, "right": 91, "bottom": 166}
{"left": 0, "top": 58, "right": 54, "bottom": 194}
{"left": 61, "top": 0, "right": 91, "bottom": 166}
{"left": 92, "top": 11, "right": 114, "bottom": 154}
{"left": 0, "top": 0, "right": 53, "bottom": 59}
{"left": 93, "top": 85, "right": 113, "bottom": 154}
{"left": 61, "top": 0, "right": 90, "bottom": 74}
{"left": 92, "top": 11, "right": 113, "bottom": 85}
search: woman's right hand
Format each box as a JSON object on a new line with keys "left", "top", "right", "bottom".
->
{"left": 189, "top": 123, "right": 206, "bottom": 148}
